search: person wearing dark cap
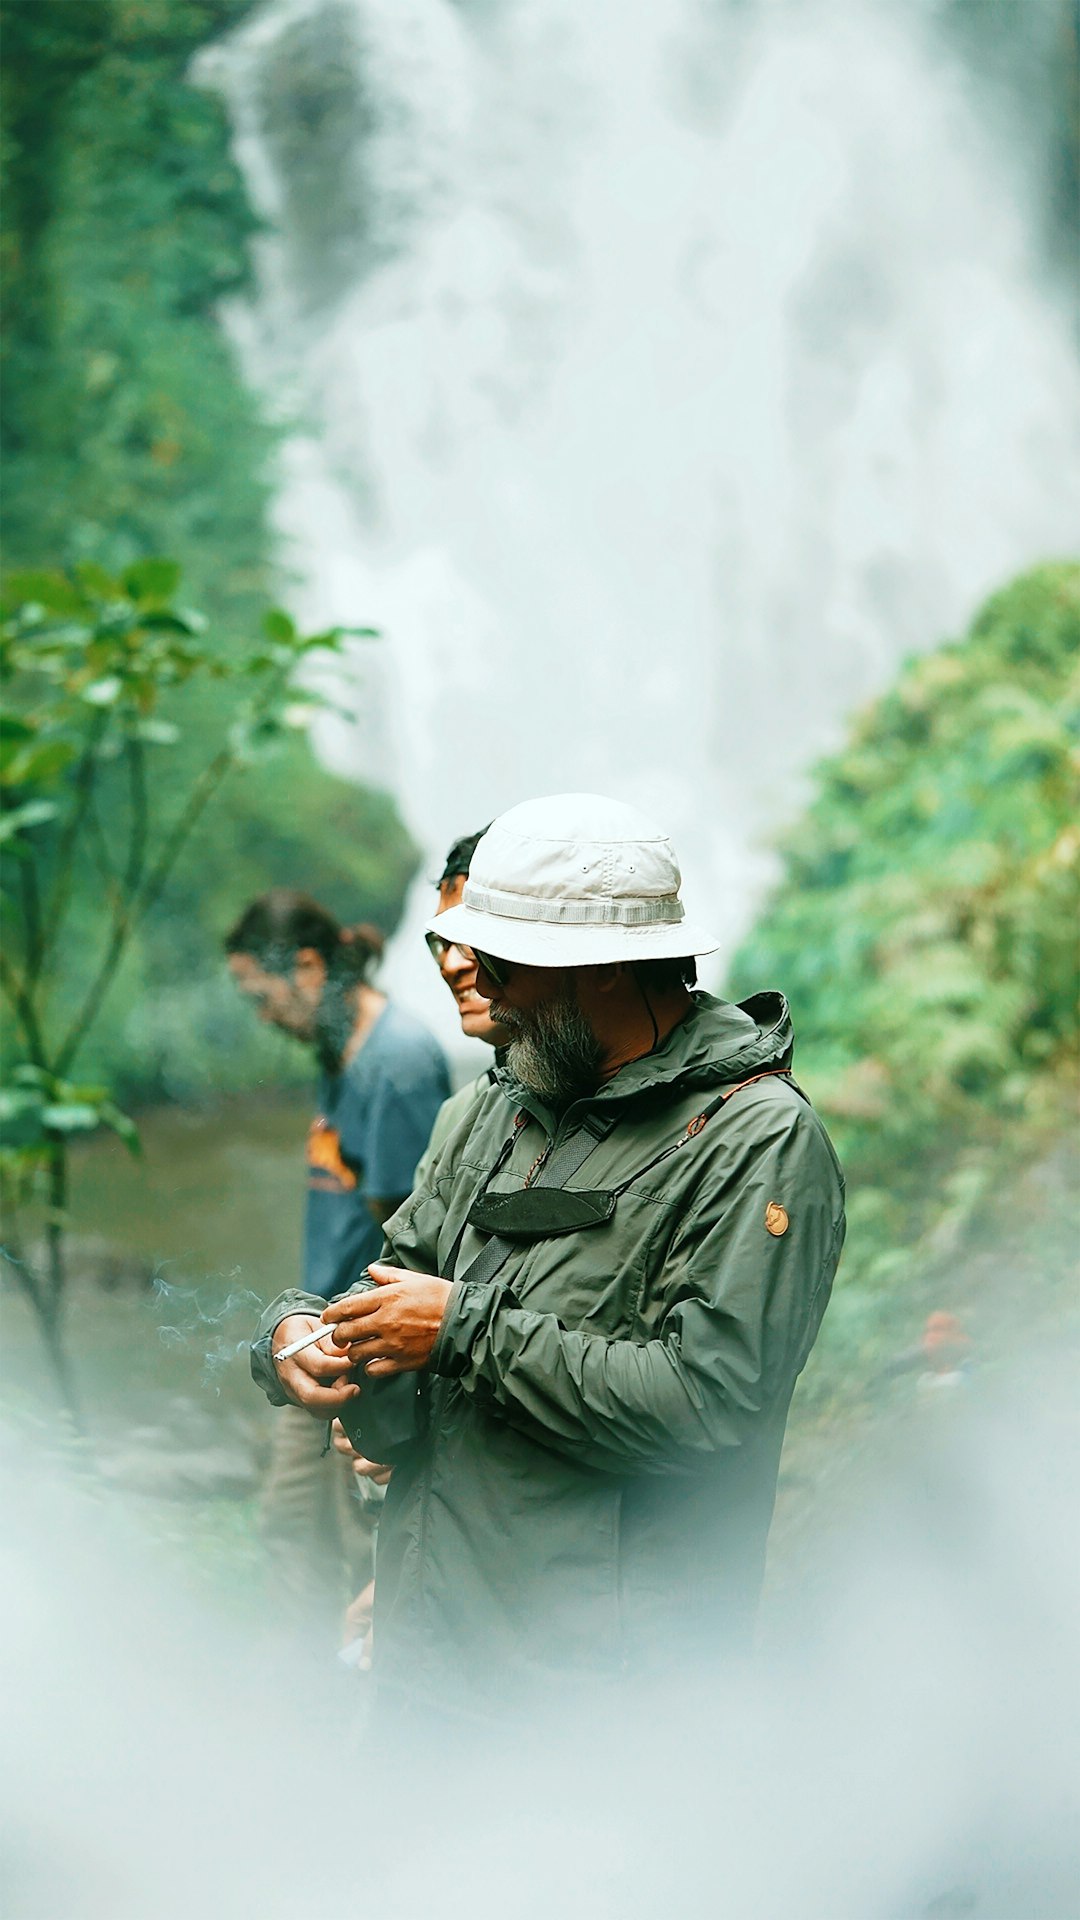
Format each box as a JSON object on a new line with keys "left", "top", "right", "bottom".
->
{"left": 250, "top": 798, "right": 845, "bottom": 1719}
{"left": 415, "top": 826, "right": 510, "bottom": 1166}
{"left": 330, "top": 829, "right": 510, "bottom": 1662}
{"left": 225, "top": 890, "right": 450, "bottom": 1635}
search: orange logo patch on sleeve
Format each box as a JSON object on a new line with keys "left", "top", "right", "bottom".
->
{"left": 307, "top": 1118, "right": 358, "bottom": 1191}
{"left": 764, "top": 1202, "right": 789, "bottom": 1236}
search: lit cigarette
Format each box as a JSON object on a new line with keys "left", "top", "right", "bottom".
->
{"left": 273, "top": 1321, "right": 346, "bottom": 1363}
{"left": 272, "top": 1274, "right": 377, "bottom": 1364}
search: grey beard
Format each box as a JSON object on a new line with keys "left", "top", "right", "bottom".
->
{"left": 500, "top": 989, "right": 603, "bottom": 1108}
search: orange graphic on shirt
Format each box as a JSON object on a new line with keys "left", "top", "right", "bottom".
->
{"left": 306, "top": 1117, "right": 358, "bottom": 1192}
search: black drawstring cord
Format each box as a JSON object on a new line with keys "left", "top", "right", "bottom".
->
{"left": 631, "top": 965, "right": 660, "bottom": 1053}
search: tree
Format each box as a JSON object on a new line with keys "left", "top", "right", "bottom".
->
{"left": 1, "top": 2, "right": 420, "bottom": 1103}
{"left": 729, "top": 562, "right": 1080, "bottom": 1388}
{"left": 0, "top": 557, "right": 372, "bottom": 1416}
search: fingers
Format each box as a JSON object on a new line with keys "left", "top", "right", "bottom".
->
{"left": 367, "top": 1263, "right": 411, "bottom": 1287}
{"left": 327, "top": 1317, "right": 379, "bottom": 1348}
{"left": 344, "top": 1578, "right": 375, "bottom": 1638}
{"left": 323, "top": 1291, "right": 382, "bottom": 1326}
{"left": 347, "top": 1338, "right": 394, "bottom": 1365}
{"left": 327, "top": 1281, "right": 416, "bottom": 1345}
{"left": 320, "top": 1275, "right": 452, "bottom": 1373}
{"left": 300, "top": 1380, "right": 362, "bottom": 1414}
{"left": 277, "top": 1364, "right": 361, "bottom": 1414}
{"left": 361, "top": 1356, "right": 403, "bottom": 1378}
{"left": 294, "top": 1336, "right": 353, "bottom": 1382}
{"left": 272, "top": 1315, "right": 352, "bottom": 1377}
{"left": 327, "top": 1301, "right": 401, "bottom": 1346}
{"left": 351, "top": 1453, "right": 390, "bottom": 1480}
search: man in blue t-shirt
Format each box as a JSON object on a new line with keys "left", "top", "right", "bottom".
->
{"left": 226, "top": 890, "right": 450, "bottom": 1634}
{"left": 304, "top": 998, "right": 453, "bottom": 1300}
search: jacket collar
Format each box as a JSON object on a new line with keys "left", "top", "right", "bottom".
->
{"left": 495, "top": 990, "right": 794, "bottom": 1132}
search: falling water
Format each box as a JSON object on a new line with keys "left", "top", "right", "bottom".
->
{"left": 196, "top": 0, "right": 1080, "bottom": 1035}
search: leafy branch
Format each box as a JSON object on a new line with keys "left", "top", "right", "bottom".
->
{"left": 0, "top": 557, "right": 375, "bottom": 1406}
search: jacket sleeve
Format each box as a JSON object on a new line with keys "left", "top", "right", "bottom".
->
{"left": 249, "top": 1288, "right": 328, "bottom": 1404}
{"left": 249, "top": 1082, "right": 478, "bottom": 1413}
{"left": 247, "top": 1126, "right": 456, "bottom": 1414}
{"left": 428, "top": 1104, "right": 844, "bottom": 1476}
{"left": 249, "top": 1140, "right": 457, "bottom": 1408}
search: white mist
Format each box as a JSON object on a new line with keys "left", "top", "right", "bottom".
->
{"left": 197, "top": 0, "right": 1079, "bottom": 1043}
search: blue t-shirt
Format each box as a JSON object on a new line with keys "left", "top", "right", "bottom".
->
{"left": 303, "top": 1002, "right": 451, "bottom": 1300}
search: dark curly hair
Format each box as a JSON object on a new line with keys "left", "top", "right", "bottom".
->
{"left": 224, "top": 890, "right": 383, "bottom": 985}
{"left": 439, "top": 826, "right": 491, "bottom": 887}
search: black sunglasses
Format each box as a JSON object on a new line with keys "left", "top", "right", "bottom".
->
{"left": 472, "top": 948, "right": 512, "bottom": 988}
{"left": 424, "top": 929, "right": 474, "bottom": 964}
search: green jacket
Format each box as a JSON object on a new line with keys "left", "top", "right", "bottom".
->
{"left": 411, "top": 1063, "right": 497, "bottom": 1188}
{"left": 251, "top": 992, "right": 844, "bottom": 1716}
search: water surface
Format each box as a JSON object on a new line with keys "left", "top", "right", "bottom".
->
{"left": 1, "top": 1093, "right": 310, "bottom": 1448}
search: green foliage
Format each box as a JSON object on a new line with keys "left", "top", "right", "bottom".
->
{"left": 1, "top": 0, "right": 265, "bottom": 588}
{"left": 0, "top": 0, "right": 418, "bottom": 1098}
{"left": 0, "top": 1062, "right": 140, "bottom": 1245}
{"left": 730, "top": 563, "right": 1080, "bottom": 1371}
{"left": 0, "top": 561, "right": 376, "bottom": 1092}
{"left": 0, "top": 558, "right": 386, "bottom": 1390}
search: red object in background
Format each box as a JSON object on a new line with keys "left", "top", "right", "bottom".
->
{"left": 921, "top": 1310, "right": 970, "bottom": 1373}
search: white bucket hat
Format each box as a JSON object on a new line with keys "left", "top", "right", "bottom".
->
{"left": 429, "top": 793, "right": 720, "bottom": 969}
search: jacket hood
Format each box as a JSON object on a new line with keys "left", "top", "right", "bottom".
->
{"left": 496, "top": 990, "right": 794, "bottom": 1122}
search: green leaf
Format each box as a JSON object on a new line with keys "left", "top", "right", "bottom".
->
{"left": 132, "top": 718, "right": 180, "bottom": 746}
{"left": 74, "top": 561, "right": 122, "bottom": 600}
{"left": 81, "top": 676, "right": 122, "bottom": 707}
{"left": 122, "top": 559, "right": 181, "bottom": 604}
{"left": 40, "top": 1102, "right": 101, "bottom": 1133}
{"left": 1, "top": 739, "right": 78, "bottom": 788}
{"left": 138, "top": 609, "right": 203, "bottom": 637}
{"left": 0, "top": 738, "right": 29, "bottom": 780}
{"left": 302, "top": 624, "right": 379, "bottom": 649}
{"left": 0, "top": 1089, "right": 44, "bottom": 1124}
{"left": 262, "top": 607, "right": 297, "bottom": 646}
{"left": 99, "top": 1102, "right": 142, "bottom": 1156}
{"left": 1, "top": 571, "right": 83, "bottom": 615}
{"left": 127, "top": 675, "right": 159, "bottom": 714}
{"left": 0, "top": 714, "right": 35, "bottom": 741}
{"left": 0, "top": 800, "right": 60, "bottom": 841}
{"left": 11, "top": 1065, "right": 54, "bottom": 1090}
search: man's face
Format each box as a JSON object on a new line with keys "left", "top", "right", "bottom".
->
{"left": 474, "top": 956, "right": 602, "bottom": 1106}
{"left": 432, "top": 877, "right": 506, "bottom": 1044}
{"left": 227, "top": 951, "right": 323, "bottom": 1044}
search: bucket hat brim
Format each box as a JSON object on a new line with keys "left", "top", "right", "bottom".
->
{"left": 428, "top": 902, "right": 721, "bottom": 970}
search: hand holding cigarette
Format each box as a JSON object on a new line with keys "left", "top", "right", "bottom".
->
{"left": 274, "top": 1319, "right": 350, "bottom": 1362}
{"left": 270, "top": 1310, "right": 361, "bottom": 1416}
{"left": 320, "top": 1262, "right": 453, "bottom": 1377}
{"left": 274, "top": 1272, "right": 380, "bottom": 1361}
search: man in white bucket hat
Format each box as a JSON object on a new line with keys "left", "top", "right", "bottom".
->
{"left": 251, "top": 794, "right": 845, "bottom": 1721}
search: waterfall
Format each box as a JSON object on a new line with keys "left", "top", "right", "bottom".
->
{"left": 196, "top": 0, "right": 1080, "bottom": 1044}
